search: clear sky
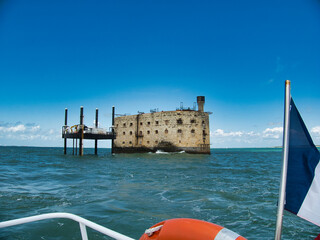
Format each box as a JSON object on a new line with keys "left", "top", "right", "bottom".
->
{"left": 0, "top": 0, "right": 319, "bottom": 148}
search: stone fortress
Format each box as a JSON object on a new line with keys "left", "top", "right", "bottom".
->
{"left": 114, "top": 96, "right": 210, "bottom": 154}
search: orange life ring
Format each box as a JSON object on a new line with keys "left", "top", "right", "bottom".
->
{"left": 139, "top": 218, "right": 247, "bottom": 240}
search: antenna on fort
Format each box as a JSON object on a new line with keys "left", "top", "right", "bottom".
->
{"left": 193, "top": 102, "right": 196, "bottom": 111}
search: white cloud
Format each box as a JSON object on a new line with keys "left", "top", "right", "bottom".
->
{"left": 210, "top": 126, "right": 284, "bottom": 147}
{"left": 311, "top": 126, "right": 320, "bottom": 136}
{"left": 0, "top": 124, "right": 26, "bottom": 133}
{"left": 30, "top": 125, "right": 40, "bottom": 132}
{"left": 212, "top": 129, "right": 260, "bottom": 138}
{"left": 212, "top": 129, "right": 244, "bottom": 137}
{"left": 262, "top": 127, "right": 283, "bottom": 139}
{"left": 0, "top": 122, "right": 60, "bottom": 145}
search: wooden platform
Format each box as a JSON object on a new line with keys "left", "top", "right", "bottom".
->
{"left": 62, "top": 106, "right": 115, "bottom": 156}
{"left": 62, "top": 131, "right": 115, "bottom": 140}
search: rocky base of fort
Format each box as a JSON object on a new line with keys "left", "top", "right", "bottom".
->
{"left": 113, "top": 146, "right": 210, "bottom": 154}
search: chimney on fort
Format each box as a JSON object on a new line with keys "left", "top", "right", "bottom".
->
{"left": 197, "top": 96, "right": 205, "bottom": 112}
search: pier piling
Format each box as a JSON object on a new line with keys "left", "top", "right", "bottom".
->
{"left": 95, "top": 108, "right": 98, "bottom": 155}
{"left": 111, "top": 106, "right": 115, "bottom": 154}
{"left": 64, "top": 108, "right": 68, "bottom": 155}
{"left": 79, "top": 106, "right": 84, "bottom": 156}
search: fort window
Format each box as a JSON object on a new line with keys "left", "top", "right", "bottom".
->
{"left": 130, "top": 131, "right": 132, "bottom": 135}
{"left": 129, "top": 141, "right": 132, "bottom": 144}
{"left": 155, "top": 140, "right": 158, "bottom": 144}
{"left": 147, "top": 121, "right": 150, "bottom": 125}
{"left": 165, "top": 120, "right": 169, "bottom": 125}
{"left": 123, "top": 131, "right": 125, "bottom": 135}
{"left": 155, "top": 121, "right": 159, "bottom": 125}
{"left": 191, "top": 129, "right": 195, "bottom": 133}
{"left": 155, "top": 130, "right": 158, "bottom": 134}
{"left": 165, "top": 129, "right": 168, "bottom": 134}
{"left": 123, "top": 123, "right": 126, "bottom": 127}
{"left": 147, "top": 141, "right": 150, "bottom": 144}
{"left": 116, "top": 124, "right": 118, "bottom": 127}
{"left": 190, "top": 119, "right": 196, "bottom": 124}
{"left": 202, "top": 120, "right": 205, "bottom": 124}
{"left": 139, "top": 131, "right": 143, "bottom": 135}
{"left": 203, "top": 130, "right": 206, "bottom": 135}
{"left": 140, "top": 122, "right": 143, "bottom": 126}
{"left": 177, "top": 118, "right": 183, "bottom": 125}
{"left": 130, "top": 122, "right": 133, "bottom": 126}
{"left": 147, "top": 130, "right": 150, "bottom": 134}
{"left": 122, "top": 141, "right": 125, "bottom": 144}
{"left": 177, "top": 129, "right": 182, "bottom": 133}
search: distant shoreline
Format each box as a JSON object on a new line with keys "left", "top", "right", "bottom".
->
{"left": 0, "top": 145, "right": 319, "bottom": 149}
{"left": 0, "top": 145, "right": 282, "bottom": 149}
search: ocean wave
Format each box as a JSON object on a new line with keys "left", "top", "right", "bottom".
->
{"left": 155, "top": 150, "right": 169, "bottom": 154}
{"left": 153, "top": 150, "right": 186, "bottom": 154}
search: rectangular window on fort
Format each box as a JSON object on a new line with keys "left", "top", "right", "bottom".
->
{"left": 147, "top": 130, "right": 150, "bottom": 134}
{"left": 130, "top": 123, "right": 133, "bottom": 126}
{"left": 123, "top": 132, "right": 125, "bottom": 135}
{"left": 191, "top": 129, "right": 195, "bottom": 134}
{"left": 190, "top": 119, "right": 196, "bottom": 124}
{"left": 130, "top": 131, "right": 132, "bottom": 135}
{"left": 177, "top": 129, "right": 182, "bottom": 133}
{"left": 129, "top": 141, "right": 132, "bottom": 144}
{"left": 155, "top": 121, "right": 159, "bottom": 125}
{"left": 140, "top": 122, "right": 143, "bottom": 126}
{"left": 177, "top": 118, "right": 183, "bottom": 125}
{"left": 147, "top": 122, "right": 150, "bottom": 125}
{"left": 165, "top": 120, "right": 169, "bottom": 125}
{"left": 123, "top": 123, "right": 126, "bottom": 127}
{"left": 155, "top": 130, "right": 158, "bottom": 134}
{"left": 165, "top": 129, "right": 168, "bottom": 134}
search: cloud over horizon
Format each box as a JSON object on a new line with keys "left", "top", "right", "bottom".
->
{"left": 0, "top": 122, "right": 60, "bottom": 146}
{"left": 211, "top": 125, "right": 320, "bottom": 148}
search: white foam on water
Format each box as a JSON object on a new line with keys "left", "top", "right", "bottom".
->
{"left": 155, "top": 150, "right": 169, "bottom": 154}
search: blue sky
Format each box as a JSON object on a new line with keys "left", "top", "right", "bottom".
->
{"left": 0, "top": 0, "right": 319, "bottom": 148}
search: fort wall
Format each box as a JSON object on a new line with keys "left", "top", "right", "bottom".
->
{"left": 114, "top": 109, "right": 210, "bottom": 154}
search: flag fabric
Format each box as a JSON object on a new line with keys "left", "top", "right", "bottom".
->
{"left": 285, "top": 98, "right": 320, "bottom": 226}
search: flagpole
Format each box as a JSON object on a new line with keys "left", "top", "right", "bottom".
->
{"left": 274, "top": 80, "right": 291, "bottom": 240}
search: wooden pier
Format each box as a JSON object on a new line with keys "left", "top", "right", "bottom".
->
{"left": 62, "top": 106, "right": 116, "bottom": 156}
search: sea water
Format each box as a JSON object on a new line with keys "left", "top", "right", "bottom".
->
{"left": 0, "top": 146, "right": 319, "bottom": 240}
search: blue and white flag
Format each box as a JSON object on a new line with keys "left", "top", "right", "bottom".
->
{"left": 285, "top": 98, "right": 320, "bottom": 226}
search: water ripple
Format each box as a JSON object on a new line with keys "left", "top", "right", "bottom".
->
{"left": 0, "top": 147, "right": 319, "bottom": 239}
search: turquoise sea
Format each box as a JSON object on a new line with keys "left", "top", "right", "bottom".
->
{"left": 0, "top": 146, "right": 319, "bottom": 240}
